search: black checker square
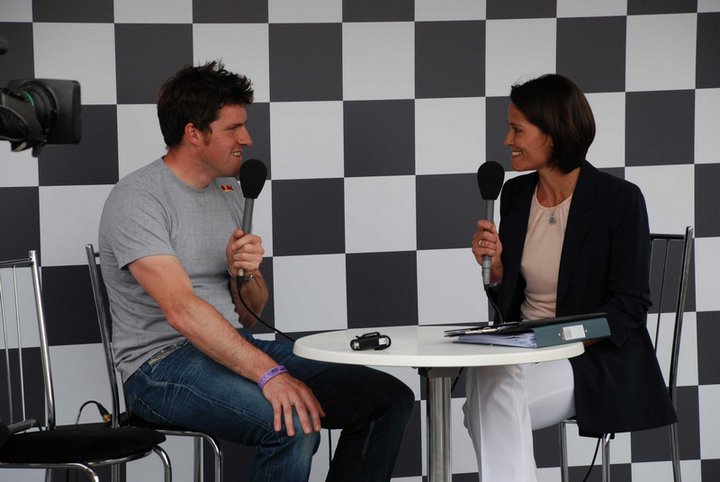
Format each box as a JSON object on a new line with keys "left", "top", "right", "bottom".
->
{"left": 697, "top": 13, "right": 720, "bottom": 89}
{"left": 485, "top": 96, "right": 512, "bottom": 171}
{"left": 0, "top": 347, "right": 46, "bottom": 426}
{"left": 192, "top": 0, "right": 267, "bottom": 23}
{"left": 42, "top": 265, "right": 101, "bottom": 346}
{"left": 39, "top": 104, "right": 118, "bottom": 186}
{"left": 625, "top": 90, "right": 695, "bottom": 167}
{"left": 342, "top": 0, "right": 414, "bottom": 22}
{"left": 532, "top": 425, "right": 561, "bottom": 468}
{"left": 268, "top": 24, "right": 342, "bottom": 102}
{"left": 115, "top": 24, "right": 193, "bottom": 105}
{"left": 570, "top": 463, "right": 631, "bottom": 482}
{"left": 346, "top": 251, "right": 418, "bottom": 329}
{"left": 0, "top": 23, "right": 35, "bottom": 85}
{"left": 416, "top": 173, "right": 487, "bottom": 250}
{"left": 627, "top": 0, "right": 698, "bottom": 15}
{"left": 557, "top": 17, "right": 626, "bottom": 94}
{"left": 630, "top": 386, "right": 700, "bottom": 461}
{"left": 702, "top": 459, "right": 720, "bottom": 482}
{"left": 271, "top": 178, "right": 345, "bottom": 257}
{"left": 0, "top": 187, "right": 40, "bottom": 261}
{"left": 415, "top": 21, "right": 485, "bottom": 99}
{"left": 487, "top": 0, "right": 556, "bottom": 19}
{"left": 695, "top": 164, "right": 720, "bottom": 237}
{"left": 244, "top": 102, "right": 272, "bottom": 175}
{"left": 343, "top": 100, "right": 415, "bottom": 177}
{"left": 32, "top": 0, "right": 113, "bottom": 22}
{"left": 697, "top": 311, "right": 720, "bottom": 385}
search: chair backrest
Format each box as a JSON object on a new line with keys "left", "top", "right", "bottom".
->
{"left": 647, "top": 226, "right": 694, "bottom": 409}
{"left": 0, "top": 251, "right": 55, "bottom": 431}
{"left": 84, "top": 244, "right": 123, "bottom": 429}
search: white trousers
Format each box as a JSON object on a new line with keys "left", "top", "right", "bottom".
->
{"left": 462, "top": 359, "right": 575, "bottom": 482}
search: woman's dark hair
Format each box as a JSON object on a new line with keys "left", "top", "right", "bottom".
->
{"left": 510, "top": 74, "right": 595, "bottom": 173}
{"left": 157, "top": 61, "right": 254, "bottom": 148}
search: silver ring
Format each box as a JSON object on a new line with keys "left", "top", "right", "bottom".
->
{"left": 479, "top": 240, "right": 484, "bottom": 248}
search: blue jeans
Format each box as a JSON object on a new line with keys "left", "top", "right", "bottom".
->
{"left": 124, "top": 329, "right": 414, "bottom": 482}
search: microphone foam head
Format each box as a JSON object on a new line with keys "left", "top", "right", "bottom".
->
{"left": 239, "top": 159, "right": 267, "bottom": 199}
{"left": 477, "top": 161, "right": 505, "bottom": 200}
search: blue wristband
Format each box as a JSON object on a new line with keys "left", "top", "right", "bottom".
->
{"left": 258, "top": 365, "right": 287, "bottom": 389}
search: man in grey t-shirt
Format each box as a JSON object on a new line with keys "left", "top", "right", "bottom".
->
{"left": 99, "top": 61, "right": 413, "bottom": 482}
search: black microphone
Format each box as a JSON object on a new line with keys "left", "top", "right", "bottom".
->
{"left": 237, "top": 159, "right": 267, "bottom": 283}
{"left": 476, "top": 161, "right": 505, "bottom": 286}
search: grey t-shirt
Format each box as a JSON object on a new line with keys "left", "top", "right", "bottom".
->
{"left": 99, "top": 158, "right": 246, "bottom": 382}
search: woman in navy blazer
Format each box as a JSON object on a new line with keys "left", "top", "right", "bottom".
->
{"left": 463, "top": 74, "right": 676, "bottom": 481}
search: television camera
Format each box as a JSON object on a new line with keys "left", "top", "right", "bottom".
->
{"left": 0, "top": 35, "right": 81, "bottom": 157}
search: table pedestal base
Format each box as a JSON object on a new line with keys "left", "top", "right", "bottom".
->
{"left": 420, "top": 367, "right": 461, "bottom": 482}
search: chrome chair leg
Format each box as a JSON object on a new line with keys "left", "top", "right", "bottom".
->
{"left": 559, "top": 422, "right": 570, "bottom": 482}
{"left": 153, "top": 445, "right": 173, "bottom": 482}
{"left": 601, "top": 433, "right": 612, "bottom": 482}
{"left": 670, "top": 422, "right": 682, "bottom": 482}
{"left": 194, "top": 437, "right": 202, "bottom": 482}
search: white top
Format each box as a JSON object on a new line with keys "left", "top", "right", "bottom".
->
{"left": 520, "top": 188, "right": 573, "bottom": 320}
{"left": 294, "top": 325, "right": 584, "bottom": 368}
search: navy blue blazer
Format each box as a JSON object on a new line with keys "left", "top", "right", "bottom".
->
{"left": 494, "top": 160, "right": 676, "bottom": 434}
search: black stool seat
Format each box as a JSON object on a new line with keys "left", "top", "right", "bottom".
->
{"left": 0, "top": 425, "right": 166, "bottom": 464}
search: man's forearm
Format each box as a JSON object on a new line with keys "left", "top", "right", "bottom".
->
{"left": 230, "top": 271, "right": 269, "bottom": 327}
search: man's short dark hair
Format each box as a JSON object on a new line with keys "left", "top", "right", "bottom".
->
{"left": 510, "top": 74, "right": 595, "bottom": 173}
{"left": 157, "top": 61, "right": 254, "bottom": 148}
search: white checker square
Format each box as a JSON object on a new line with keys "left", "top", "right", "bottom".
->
{"left": 678, "top": 460, "right": 703, "bottom": 482}
{"left": 39, "top": 184, "right": 114, "bottom": 267}
{"left": 485, "top": 18, "right": 557, "bottom": 97}
{"left": 419, "top": 398, "right": 479, "bottom": 476}
{"left": 33, "top": 23, "right": 117, "bottom": 105}
{"left": 699, "top": 384, "right": 720, "bottom": 458}
{"left": 698, "top": 0, "right": 720, "bottom": 12}
{"left": 585, "top": 92, "right": 626, "bottom": 169}
{"left": 126, "top": 437, "right": 193, "bottom": 482}
{"left": 625, "top": 165, "right": 694, "bottom": 235}
{"left": 342, "top": 22, "right": 415, "bottom": 101}
{"left": 0, "top": 0, "right": 32, "bottom": 21}
{"left": 631, "top": 461, "right": 678, "bottom": 482}
{"left": 414, "top": 0, "right": 485, "bottom": 21}
{"left": 537, "top": 467, "right": 561, "bottom": 482}
{"left": 417, "top": 248, "right": 486, "bottom": 325}
{"left": 415, "top": 97, "right": 485, "bottom": 175}
{"left": 0, "top": 150, "right": 38, "bottom": 187}
{"left": 114, "top": 0, "right": 192, "bottom": 23}
{"left": 344, "top": 176, "right": 416, "bottom": 253}
{"left": 49, "top": 343, "right": 111, "bottom": 425}
{"left": 695, "top": 88, "right": 720, "bottom": 165}
{"left": 647, "top": 312, "right": 698, "bottom": 387}
{"left": 268, "top": 0, "right": 342, "bottom": 23}
{"left": 269, "top": 101, "right": 344, "bottom": 179}
{"left": 193, "top": 24, "right": 270, "bottom": 103}
{"left": 626, "top": 14, "right": 697, "bottom": 92}
{"left": 116, "top": 104, "right": 167, "bottom": 179}
{"left": 0, "top": 266, "right": 41, "bottom": 349}
{"left": 565, "top": 424, "right": 632, "bottom": 466}
{"left": 694, "top": 237, "right": 720, "bottom": 312}
{"left": 251, "top": 181, "right": 273, "bottom": 257}
{"left": 557, "top": 0, "right": 626, "bottom": 18}
{"left": 272, "top": 254, "right": 347, "bottom": 332}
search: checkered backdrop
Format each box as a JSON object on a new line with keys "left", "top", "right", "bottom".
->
{"left": 1, "top": 0, "right": 719, "bottom": 480}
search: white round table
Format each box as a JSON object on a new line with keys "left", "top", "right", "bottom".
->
{"left": 294, "top": 325, "right": 584, "bottom": 482}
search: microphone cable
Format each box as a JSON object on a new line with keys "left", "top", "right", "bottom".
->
{"left": 236, "top": 277, "right": 295, "bottom": 342}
